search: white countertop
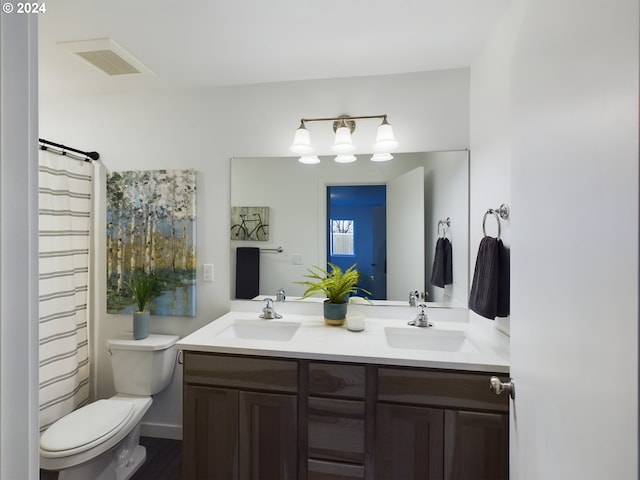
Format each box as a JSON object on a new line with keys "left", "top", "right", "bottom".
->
{"left": 178, "top": 308, "right": 510, "bottom": 373}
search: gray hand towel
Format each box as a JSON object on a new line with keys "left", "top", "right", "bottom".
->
{"left": 235, "top": 247, "right": 260, "bottom": 299}
{"left": 469, "top": 237, "right": 510, "bottom": 319}
{"left": 430, "top": 237, "right": 453, "bottom": 288}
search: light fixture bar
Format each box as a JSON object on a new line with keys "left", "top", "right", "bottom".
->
{"left": 299, "top": 114, "right": 388, "bottom": 124}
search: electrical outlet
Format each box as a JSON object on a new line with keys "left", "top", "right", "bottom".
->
{"left": 203, "top": 264, "right": 214, "bottom": 282}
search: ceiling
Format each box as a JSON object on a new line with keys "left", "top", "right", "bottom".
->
{"left": 38, "top": 0, "right": 510, "bottom": 99}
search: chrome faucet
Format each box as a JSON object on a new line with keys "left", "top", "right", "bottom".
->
{"left": 260, "top": 298, "right": 282, "bottom": 319}
{"left": 408, "top": 303, "right": 433, "bottom": 328}
{"left": 409, "top": 290, "right": 419, "bottom": 307}
{"left": 276, "top": 288, "right": 286, "bottom": 302}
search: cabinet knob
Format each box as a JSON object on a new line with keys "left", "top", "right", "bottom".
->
{"left": 489, "top": 376, "right": 515, "bottom": 399}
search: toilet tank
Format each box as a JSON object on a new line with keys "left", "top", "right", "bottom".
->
{"left": 107, "top": 333, "right": 180, "bottom": 395}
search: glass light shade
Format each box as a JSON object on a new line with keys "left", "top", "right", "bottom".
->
{"left": 372, "top": 122, "right": 399, "bottom": 152}
{"left": 370, "top": 153, "right": 393, "bottom": 162}
{"left": 332, "top": 126, "right": 355, "bottom": 153}
{"left": 290, "top": 126, "right": 313, "bottom": 154}
{"left": 334, "top": 154, "right": 357, "bottom": 163}
{"left": 298, "top": 155, "right": 320, "bottom": 164}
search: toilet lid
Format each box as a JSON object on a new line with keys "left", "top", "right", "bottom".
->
{"left": 40, "top": 400, "right": 134, "bottom": 453}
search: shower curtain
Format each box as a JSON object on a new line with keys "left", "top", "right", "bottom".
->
{"left": 38, "top": 149, "right": 93, "bottom": 432}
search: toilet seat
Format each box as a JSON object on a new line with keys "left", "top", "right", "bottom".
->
{"left": 40, "top": 399, "right": 134, "bottom": 458}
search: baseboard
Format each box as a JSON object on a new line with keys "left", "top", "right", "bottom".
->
{"left": 141, "top": 421, "right": 182, "bottom": 440}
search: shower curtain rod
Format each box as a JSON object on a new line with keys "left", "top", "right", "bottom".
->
{"left": 39, "top": 138, "right": 100, "bottom": 163}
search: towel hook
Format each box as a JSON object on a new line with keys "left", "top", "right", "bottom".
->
{"left": 437, "top": 217, "right": 451, "bottom": 237}
{"left": 482, "top": 204, "right": 510, "bottom": 239}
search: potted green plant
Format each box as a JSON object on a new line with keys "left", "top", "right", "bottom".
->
{"left": 297, "top": 263, "right": 370, "bottom": 325}
{"left": 124, "top": 269, "right": 158, "bottom": 339}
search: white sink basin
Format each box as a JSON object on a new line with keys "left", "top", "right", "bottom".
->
{"left": 216, "top": 319, "right": 301, "bottom": 341}
{"left": 384, "top": 327, "right": 479, "bottom": 354}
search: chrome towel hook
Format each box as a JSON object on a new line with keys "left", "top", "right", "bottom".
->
{"left": 482, "top": 204, "right": 510, "bottom": 239}
{"left": 437, "top": 217, "right": 451, "bottom": 237}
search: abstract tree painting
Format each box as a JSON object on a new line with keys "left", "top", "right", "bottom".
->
{"left": 107, "top": 169, "right": 197, "bottom": 316}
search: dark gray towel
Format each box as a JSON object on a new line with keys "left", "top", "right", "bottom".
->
{"left": 469, "top": 237, "right": 510, "bottom": 319}
{"left": 430, "top": 237, "right": 453, "bottom": 288}
{"left": 235, "top": 247, "right": 260, "bottom": 299}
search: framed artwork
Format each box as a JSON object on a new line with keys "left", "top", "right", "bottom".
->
{"left": 106, "top": 169, "right": 197, "bottom": 316}
{"left": 231, "top": 206, "right": 270, "bottom": 241}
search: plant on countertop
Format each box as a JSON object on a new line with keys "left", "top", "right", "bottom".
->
{"left": 297, "top": 263, "right": 370, "bottom": 304}
{"left": 124, "top": 269, "right": 159, "bottom": 312}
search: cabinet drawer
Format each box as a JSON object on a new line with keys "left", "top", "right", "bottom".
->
{"left": 309, "top": 362, "right": 365, "bottom": 398}
{"left": 184, "top": 352, "right": 297, "bottom": 393}
{"left": 308, "top": 459, "right": 365, "bottom": 480}
{"left": 378, "top": 367, "right": 508, "bottom": 412}
{"left": 308, "top": 397, "right": 365, "bottom": 464}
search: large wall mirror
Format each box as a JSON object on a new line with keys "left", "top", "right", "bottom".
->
{"left": 230, "top": 151, "right": 469, "bottom": 307}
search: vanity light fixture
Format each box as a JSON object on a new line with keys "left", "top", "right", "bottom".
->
{"left": 290, "top": 114, "right": 398, "bottom": 164}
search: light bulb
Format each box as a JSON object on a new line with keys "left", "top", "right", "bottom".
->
{"left": 332, "top": 126, "right": 355, "bottom": 154}
{"left": 370, "top": 153, "right": 393, "bottom": 162}
{"left": 290, "top": 124, "right": 313, "bottom": 154}
{"left": 335, "top": 154, "right": 357, "bottom": 163}
{"left": 298, "top": 155, "right": 320, "bottom": 164}
{"left": 372, "top": 120, "right": 398, "bottom": 153}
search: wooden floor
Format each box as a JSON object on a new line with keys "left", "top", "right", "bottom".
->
{"left": 40, "top": 436, "right": 182, "bottom": 480}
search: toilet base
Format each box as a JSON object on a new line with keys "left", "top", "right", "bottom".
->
{"left": 58, "top": 445, "right": 146, "bottom": 480}
{"left": 115, "top": 445, "right": 146, "bottom": 480}
{"left": 56, "top": 421, "right": 147, "bottom": 480}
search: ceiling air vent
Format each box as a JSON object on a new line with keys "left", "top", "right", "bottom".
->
{"left": 59, "top": 38, "right": 154, "bottom": 77}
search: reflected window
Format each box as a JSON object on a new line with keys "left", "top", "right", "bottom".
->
{"left": 330, "top": 219, "right": 355, "bottom": 256}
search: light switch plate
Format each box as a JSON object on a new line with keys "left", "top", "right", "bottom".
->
{"left": 203, "top": 264, "right": 214, "bottom": 282}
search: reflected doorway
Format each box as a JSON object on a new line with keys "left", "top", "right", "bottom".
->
{"left": 326, "top": 185, "right": 387, "bottom": 300}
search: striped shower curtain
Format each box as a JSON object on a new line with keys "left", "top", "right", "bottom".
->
{"left": 38, "top": 149, "right": 93, "bottom": 432}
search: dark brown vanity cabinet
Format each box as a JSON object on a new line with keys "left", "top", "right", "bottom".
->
{"left": 376, "top": 367, "right": 509, "bottom": 480}
{"left": 182, "top": 352, "right": 509, "bottom": 480}
{"left": 182, "top": 353, "right": 298, "bottom": 480}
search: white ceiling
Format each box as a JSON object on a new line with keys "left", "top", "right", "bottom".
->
{"left": 38, "top": 0, "right": 510, "bottom": 99}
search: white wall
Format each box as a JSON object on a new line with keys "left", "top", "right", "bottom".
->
{"left": 39, "top": 68, "right": 470, "bottom": 437}
{"left": 0, "top": 13, "right": 40, "bottom": 480}
{"left": 469, "top": 2, "right": 525, "bottom": 336}
{"left": 471, "top": 0, "right": 638, "bottom": 478}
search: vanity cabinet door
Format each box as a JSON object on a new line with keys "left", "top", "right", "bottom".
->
{"left": 375, "top": 403, "right": 444, "bottom": 480}
{"left": 238, "top": 391, "right": 298, "bottom": 480}
{"left": 444, "top": 410, "right": 509, "bottom": 480}
{"left": 183, "top": 385, "right": 239, "bottom": 480}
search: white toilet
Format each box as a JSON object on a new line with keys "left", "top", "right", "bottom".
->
{"left": 40, "top": 333, "right": 180, "bottom": 480}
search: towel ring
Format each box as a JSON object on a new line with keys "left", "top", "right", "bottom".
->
{"left": 483, "top": 210, "right": 501, "bottom": 239}
{"left": 482, "top": 204, "right": 510, "bottom": 239}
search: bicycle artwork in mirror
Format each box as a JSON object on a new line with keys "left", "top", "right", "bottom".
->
{"left": 230, "top": 206, "right": 270, "bottom": 241}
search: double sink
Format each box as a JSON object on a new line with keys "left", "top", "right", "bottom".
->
{"left": 215, "top": 318, "right": 479, "bottom": 354}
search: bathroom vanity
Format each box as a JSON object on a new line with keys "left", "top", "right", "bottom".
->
{"left": 178, "top": 309, "right": 510, "bottom": 480}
